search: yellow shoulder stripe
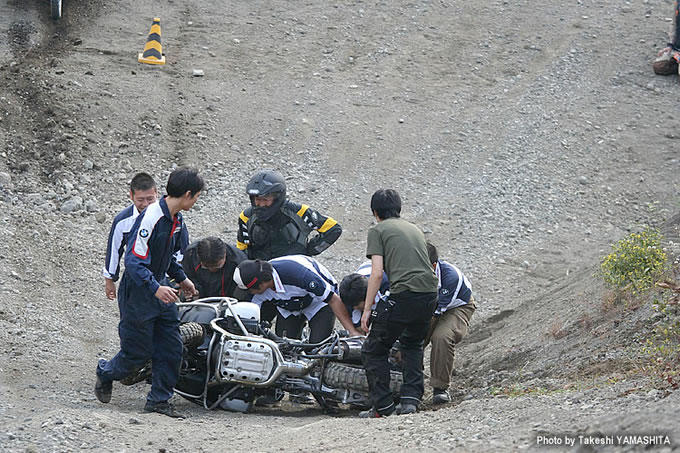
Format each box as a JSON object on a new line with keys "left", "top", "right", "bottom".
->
{"left": 239, "top": 211, "right": 249, "bottom": 223}
{"left": 236, "top": 241, "right": 248, "bottom": 250}
{"left": 318, "top": 218, "right": 337, "bottom": 233}
{"left": 297, "top": 204, "right": 309, "bottom": 217}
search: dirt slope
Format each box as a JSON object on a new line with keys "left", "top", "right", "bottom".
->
{"left": 1, "top": 0, "right": 679, "bottom": 452}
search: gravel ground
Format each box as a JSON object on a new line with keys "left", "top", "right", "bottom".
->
{"left": 1, "top": 0, "right": 680, "bottom": 452}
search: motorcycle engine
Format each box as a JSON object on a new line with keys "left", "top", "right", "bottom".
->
{"left": 216, "top": 338, "right": 276, "bottom": 384}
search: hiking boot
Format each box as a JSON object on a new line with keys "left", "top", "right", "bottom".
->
{"left": 432, "top": 388, "right": 450, "bottom": 404}
{"left": 94, "top": 375, "right": 112, "bottom": 404}
{"left": 653, "top": 47, "right": 680, "bottom": 75}
{"left": 143, "top": 401, "right": 186, "bottom": 419}
{"left": 358, "top": 407, "right": 392, "bottom": 418}
{"left": 395, "top": 402, "right": 417, "bottom": 415}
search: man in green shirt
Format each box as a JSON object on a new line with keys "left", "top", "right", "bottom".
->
{"left": 359, "top": 189, "right": 438, "bottom": 418}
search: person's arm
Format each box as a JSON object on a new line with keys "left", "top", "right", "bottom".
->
{"left": 297, "top": 205, "right": 342, "bottom": 255}
{"left": 162, "top": 214, "right": 186, "bottom": 285}
{"left": 178, "top": 278, "right": 197, "bottom": 300}
{"left": 297, "top": 266, "right": 360, "bottom": 335}
{"left": 181, "top": 251, "right": 201, "bottom": 301}
{"left": 166, "top": 243, "right": 188, "bottom": 285}
{"left": 229, "top": 246, "right": 251, "bottom": 300}
{"left": 172, "top": 221, "right": 190, "bottom": 263}
{"left": 125, "top": 221, "right": 164, "bottom": 298}
{"left": 104, "top": 279, "right": 116, "bottom": 300}
{"left": 167, "top": 222, "right": 196, "bottom": 299}
{"left": 236, "top": 210, "right": 250, "bottom": 255}
{"left": 361, "top": 254, "right": 384, "bottom": 333}
{"left": 102, "top": 216, "right": 126, "bottom": 299}
{"left": 327, "top": 293, "right": 363, "bottom": 336}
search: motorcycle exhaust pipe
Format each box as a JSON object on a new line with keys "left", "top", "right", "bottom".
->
{"left": 334, "top": 338, "right": 364, "bottom": 364}
{"left": 278, "top": 360, "right": 317, "bottom": 376}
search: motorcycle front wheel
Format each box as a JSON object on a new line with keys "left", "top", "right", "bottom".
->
{"left": 120, "top": 322, "right": 204, "bottom": 386}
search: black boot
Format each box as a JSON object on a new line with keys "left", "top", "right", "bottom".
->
{"left": 143, "top": 401, "right": 186, "bottom": 419}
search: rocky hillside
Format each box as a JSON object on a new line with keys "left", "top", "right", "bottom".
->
{"left": 1, "top": 0, "right": 679, "bottom": 451}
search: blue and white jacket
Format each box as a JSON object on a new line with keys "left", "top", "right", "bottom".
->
{"left": 102, "top": 205, "right": 141, "bottom": 282}
{"left": 103, "top": 203, "right": 188, "bottom": 282}
{"left": 124, "top": 198, "right": 188, "bottom": 295}
{"left": 434, "top": 260, "right": 472, "bottom": 315}
{"left": 350, "top": 261, "right": 390, "bottom": 324}
{"left": 250, "top": 255, "right": 338, "bottom": 320}
{"left": 357, "top": 260, "right": 471, "bottom": 318}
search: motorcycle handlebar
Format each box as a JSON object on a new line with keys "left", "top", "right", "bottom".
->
{"left": 262, "top": 328, "right": 338, "bottom": 350}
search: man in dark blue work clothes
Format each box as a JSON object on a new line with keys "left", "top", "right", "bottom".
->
{"left": 95, "top": 168, "right": 204, "bottom": 418}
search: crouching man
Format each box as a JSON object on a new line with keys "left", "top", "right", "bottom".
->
{"left": 181, "top": 236, "right": 250, "bottom": 301}
{"left": 233, "top": 256, "right": 362, "bottom": 341}
{"left": 425, "top": 242, "right": 476, "bottom": 404}
{"left": 339, "top": 262, "right": 390, "bottom": 332}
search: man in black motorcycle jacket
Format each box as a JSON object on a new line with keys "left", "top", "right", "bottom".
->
{"left": 236, "top": 170, "right": 342, "bottom": 261}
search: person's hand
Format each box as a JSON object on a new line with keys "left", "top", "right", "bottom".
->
{"left": 105, "top": 279, "right": 116, "bottom": 300}
{"left": 360, "top": 310, "right": 371, "bottom": 334}
{"left": 348, "top": 327, "right": 364, "bottom": 337}
{"left": 179, "top": 279, "right": 198, "bottom": 300}
{"left": 658, "top": 46, "right": 672, "bottom": 57}
{"left": 155, "top": 286, "right": 179, "bottom": 304}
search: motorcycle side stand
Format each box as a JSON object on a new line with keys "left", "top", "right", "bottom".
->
{"left": 313, "top": 395, "right": 339, "bottom": 415}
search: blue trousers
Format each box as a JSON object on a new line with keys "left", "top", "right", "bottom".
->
{"left": 97, "top": 275, "right": 182, "bottom": 404}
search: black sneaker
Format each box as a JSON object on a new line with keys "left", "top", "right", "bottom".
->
{"left": 432, "top": 388, "right": 450, "bottom": 404}
{"left": 94, "top": 375, "right": 112, "bottom": 404}
{"left": 143, "top": 401, "right": 186, "bottom": 419}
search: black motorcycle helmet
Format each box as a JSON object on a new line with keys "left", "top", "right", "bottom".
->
{"left": 246, "top": 170, "right": 287, "bottom": 221}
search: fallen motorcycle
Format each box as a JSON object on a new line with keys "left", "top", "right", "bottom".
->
{"left": 122, "top": 297, "right": 402, "bottom": 413}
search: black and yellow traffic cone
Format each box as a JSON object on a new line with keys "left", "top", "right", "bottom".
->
{"left": 138, "top": 18, "right": 166, "bottom": 65}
